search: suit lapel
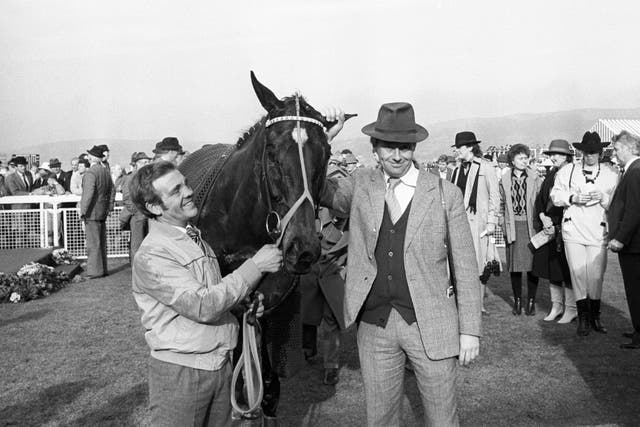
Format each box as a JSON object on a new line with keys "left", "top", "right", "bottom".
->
{"left": 367, "top": 169, "right": 386, "bottom": 233}
{"left": 405, "top": 170, "right": 436, "bottom": 250}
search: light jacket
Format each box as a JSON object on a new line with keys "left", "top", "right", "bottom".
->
{"left": 132, "top": 219, "right": 262, "bottom": 371}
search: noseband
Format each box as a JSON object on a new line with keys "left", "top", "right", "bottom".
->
{"left": 262, "top": 95, "right": 325, "bottom": 247}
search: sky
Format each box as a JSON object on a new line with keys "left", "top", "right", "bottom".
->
{"left": 2, "top": 0, "right": 640, "bottom": 152}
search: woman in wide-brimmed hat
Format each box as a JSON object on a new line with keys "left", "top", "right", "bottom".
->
{"left": 551, "top": 131, "right": 618, "bottom": 336}
{"left": 532, "top": 140, "right": 575, "bottom": 323}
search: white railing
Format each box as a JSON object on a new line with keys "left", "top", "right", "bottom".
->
{"left": 0, "top": 194, "right": 130, "bottom": 258}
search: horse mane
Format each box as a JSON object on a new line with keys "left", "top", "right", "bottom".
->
{"left": 236, "top": 118, "right": 265, "bottom": 148}
{"left": 235, "top": 94, "right": 311, "bottom": 149}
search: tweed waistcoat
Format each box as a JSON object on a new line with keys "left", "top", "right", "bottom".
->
{"left": 360, "top": 200, "right": 415, "bottom": 327}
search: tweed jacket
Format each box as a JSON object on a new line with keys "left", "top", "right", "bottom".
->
{"left": 499, "top": 167, "right": 542, "bottom": 244}
{"left": 451, "top": 157, "right": 500, "bottom": 273}
{"left": 322, "top": 167, "right": 482, "bottom": 360}
{"left": 80, "top": 163, "right": 114, "bottom": 220}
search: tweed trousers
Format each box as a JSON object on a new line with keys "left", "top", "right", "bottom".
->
{"left": 357, "top": 309, "right": 459, "bottom": 427}
{"left": 84, "top": 220, "right": 107, "bottom": 277}
{"left": 148, "top": 357, "right": 232, "bottom": 427}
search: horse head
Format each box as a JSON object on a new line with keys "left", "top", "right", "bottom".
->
{"left": 251, "top": 72, "right": 335, "bottom": 274}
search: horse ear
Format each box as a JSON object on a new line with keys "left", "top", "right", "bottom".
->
{"left": 251, "top": 71, "right": 284, "bottom": 112}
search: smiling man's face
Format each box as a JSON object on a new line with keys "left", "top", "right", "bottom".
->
{"left": 150, "top": 170, "right": 198, "bottom": 227}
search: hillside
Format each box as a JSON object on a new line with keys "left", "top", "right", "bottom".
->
{"left": 9, "top": 107, "right": 640, "bottom": 169}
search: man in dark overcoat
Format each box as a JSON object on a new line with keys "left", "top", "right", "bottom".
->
{"left": 608, "top": 130, "right": 640, "bottom": 349}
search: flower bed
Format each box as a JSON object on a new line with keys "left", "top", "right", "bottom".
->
{"left": 0, "top": 249, "right": 74, "bottom": 303}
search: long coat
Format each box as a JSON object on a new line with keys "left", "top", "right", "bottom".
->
{"left": 499, "top": 167, "right": 541, "bottom": 244}
{"left": 451, "top": 157, "right": 500, "bottom": 274}
{"left": 5, "top": 171, "right": 34, "bottom": 209}
{"left": 322, "top": 167, "right": 481, "bottom": 360}
{"left": 80, "top": 163, "right": 114, "bottom": 221}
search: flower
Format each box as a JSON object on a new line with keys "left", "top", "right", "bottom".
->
{"left": 10, "top": 292, "right": 21, "bottom": 303}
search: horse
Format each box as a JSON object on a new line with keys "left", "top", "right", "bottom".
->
{"left": 178, "top": 71, "right": 354, "bottom": 422}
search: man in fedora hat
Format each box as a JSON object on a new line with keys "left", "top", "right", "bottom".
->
{"left": 153, "top": 137, "right": 184, "bottom": 165}
{"left": 321, "top": 103, "right": 481, "bottom": 426}
{"left": 80, "top": 145, "right": 115, "bottom": 278}
{"left": 608, "top": 130, "right": 640, "bottom": 349}
{"left": 121, "top": 151, "right": 153, "bottom": 261}
{"left": 49, "top": 158, "right": 71, "bottom": 193}
{"left": 551, "top": 131, "right": 618, "bottom": 336}
{"left": 450, "top": 131, "right": 500, "bottom": 313}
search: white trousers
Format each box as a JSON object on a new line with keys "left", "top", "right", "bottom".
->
{"left": 563, "top": 242, "right": 607, "bottom": 300}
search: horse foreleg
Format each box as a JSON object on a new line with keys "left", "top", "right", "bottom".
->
{"left": 260, "top": 318, "right": 280, "bottom": 420}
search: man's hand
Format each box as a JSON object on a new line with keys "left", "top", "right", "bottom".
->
{"left": 247, "top": 292, "right": 265, "bottom": 319}
{"left": 323, "top": 107, "right": 345, "bottom": 142}
{"left": 459, "top": 334, "right": 479, "bottom": 366}
{"left": 252, "top": 244, "right": 283, "bottom": 273}
{"left": 608, "top": 239, "right": 624, "bottom": 252}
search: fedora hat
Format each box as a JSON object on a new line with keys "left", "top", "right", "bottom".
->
{"left": 361, "top": 102, "right": 428, "bottom": 143}
{"left": 49, "top": 158, "right": 62, "bottom": 168}
{"left": 38, "top": 162, "right": 51, "bottom": 172}
{"left": 12, "top": 156, "right": 28, "bottom": 165}
{"left": 572, "top": 131, "right": 609, "bottom": 153}
{"left": 87, "top": 145, "right": 104, "bottom": 158}
{"left": 130, "top": 151, "right": 152, "bottom": 164}
{"left": 543, "top": 139, "right": 573, "bottom": 156}
{"left": 96, "top": 144, "right": 109, "bottom": 153}
{"left": 153, "top": 137, "right": 183, "bottom": 154}
{"left": 452, "top": 131, "right": 481, "bottom": 148}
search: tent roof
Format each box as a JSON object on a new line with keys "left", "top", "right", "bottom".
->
{"left": 589, "top": 119, "right": 640, "bottom": 142}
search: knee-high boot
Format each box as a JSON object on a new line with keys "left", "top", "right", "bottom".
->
{"left": 525, "top": 273, "right": 539, "bottom": 316}
{"left": 511, "top": 273, "right": 522, "bottom": 315}
{"left": 589, "top": 299, "right": 607, "bottom": 333}
{"left": 544, "top": 283, "right": 564, "bottom": 321}
{"left": 576, "top": 299, "right": 590, "bottom": 336}
{"left": 558, "top": 287, "right": 577, "bottom": 324}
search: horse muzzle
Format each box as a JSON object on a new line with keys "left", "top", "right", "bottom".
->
{"left": 283, "top": 236, "right": 320, "bottom": 275}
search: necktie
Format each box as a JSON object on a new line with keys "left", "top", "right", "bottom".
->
{"left": 185, "top": 225, "right": 205, "bottom": 252}
{"left": 22, "top": 174, "right": 29, "bottom": 190}
{"left": 385, "top": 178, "right": 403, "bottom": 224}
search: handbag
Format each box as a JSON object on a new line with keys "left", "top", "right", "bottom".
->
{"left": 438, "top": 179, "right": 457, "bottom": 299}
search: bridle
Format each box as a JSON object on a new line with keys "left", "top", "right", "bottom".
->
{"left": 262, "top": 94, "right": 326, "bottom": 247}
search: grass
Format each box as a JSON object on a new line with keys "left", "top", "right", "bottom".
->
{"left": 1, "top": 253, "right": 639, "bottom": 426}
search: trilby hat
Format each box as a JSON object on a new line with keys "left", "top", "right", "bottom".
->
{"left": 543, "top": 139, "right": 572, "bottom": 156}
{"left": 572, "top": 131, "right": 609, "bottom": 153}
{"left": 361, "top": 102, "right": 428, "bottom": 143}
{"left": 49, "top": 158, "right": 62, "bottom": 168}
{"left": 12, "top": 156, "right": 28, "bottom": 165}
{"left": 130, "top": 151, "right": 152, "bottom": 164}
{"left": 153, "top": 137, "right": 184, "bottom": 154}
{"left": 452, "top": 131, "right": 481, "bottom": 148}
{"left": 87, "top": 145, "right": 104, "bottom": 158}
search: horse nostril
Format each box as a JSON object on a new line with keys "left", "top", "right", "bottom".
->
{"left": 297, "top": 251, "right": 316, "bottom": 265}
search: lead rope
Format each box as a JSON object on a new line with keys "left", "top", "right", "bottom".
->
{"left": 230, "top": 310, "right": 263, "bottom": 419}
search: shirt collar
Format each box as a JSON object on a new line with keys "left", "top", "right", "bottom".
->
{"left": 383, "top": 165, "right": 419, "bottom": 188}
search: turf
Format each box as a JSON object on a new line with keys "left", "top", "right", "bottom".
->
{"left": 1, "top": 254, "right": 638, "bottom": 426}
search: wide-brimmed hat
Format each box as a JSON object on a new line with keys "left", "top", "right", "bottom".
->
{"left": 49, "top": 158, "right": 62, "bottom": 168}
{"left": 452, "top": 131, "right": 481, "bottom": 148}
{"left": 38, "top": 162, "right": 51, "bottom": 172}
{"left": 543, "top": 139, "right": 573, "bottom": 156}
{"left": 572, "top": 131, "right": 610, "bottom": 153}
{"left": 87, "top": 145, "right": 104, "bottom": 158}
{"left": 96, "top": 144, "right": 110, "bottom": 153}
{"left": 130, "top": 151, "right": 152, "bottom": 164}
{"left": 361, "top": 102, "right": 428, "bottom": 143}
{"left": 153, "top": 137, "right": 183, "bottom": 154}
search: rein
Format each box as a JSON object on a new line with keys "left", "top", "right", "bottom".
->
{"left": 262, "top": 94, "right": 324, "bottom": 247}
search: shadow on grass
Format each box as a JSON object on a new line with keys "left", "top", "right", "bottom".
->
{"left": 68, "top": 382, "right": 147, "bottom": 426}
{"left": 0, "top": 380, "right": 91, "bottom": 425}
{"left": 107, "top": 262, "right": 131, "bottom": 276}
{"left": 0, "top": 309, "right": 51, "bottom": 328}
